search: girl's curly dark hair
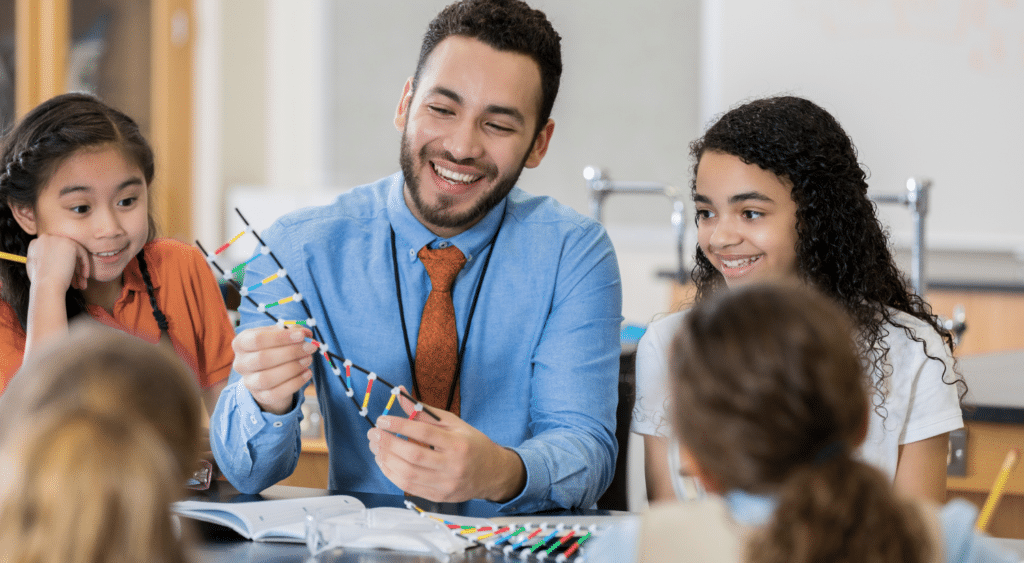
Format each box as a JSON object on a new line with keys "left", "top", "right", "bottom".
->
{"left": 689, "top": 96, "right": 963, "bottom": 408}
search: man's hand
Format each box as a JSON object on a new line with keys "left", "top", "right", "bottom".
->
{"left": 367, "top": 390, "right": 526, "bottom": 503}
{"left": 233, "top": 325, "right": 315, "bottom": 414}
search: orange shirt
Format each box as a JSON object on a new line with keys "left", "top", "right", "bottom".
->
{"left": 1, "top": 238, "right": 235, "bottom": 393}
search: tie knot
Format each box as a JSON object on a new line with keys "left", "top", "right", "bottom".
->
{"left": 418, "top": 245, "right": 466, "bottom": 292}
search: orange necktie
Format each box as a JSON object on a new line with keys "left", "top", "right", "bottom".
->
{"left": 414, "top": 245, "right": 466, "bottom": 416}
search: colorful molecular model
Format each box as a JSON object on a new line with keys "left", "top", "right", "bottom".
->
{"left": 405, "top": 501, "right": 598, "bottom": 562}
{"left": 197, "top": 208, "right": 439, "bottom": 428}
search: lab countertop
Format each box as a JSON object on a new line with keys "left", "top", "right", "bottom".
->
{"left": 958, "top": 350, "right": 1024, "bottom": 424}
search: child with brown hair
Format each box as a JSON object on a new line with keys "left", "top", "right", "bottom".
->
{"left": 0, "top": 93, "right": 233, "bottom": 412}
{"left": 0, "top": 325, "right": 204, "bottom": 563}
{"left": 593, "top": 284, "right": 1013, "bottom": 563}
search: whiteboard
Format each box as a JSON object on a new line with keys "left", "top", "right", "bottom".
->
{"left": 702, "top": 0, "right": 1024, "bottom": 252}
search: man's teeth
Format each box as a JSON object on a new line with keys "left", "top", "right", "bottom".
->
{"left": 434, "top": 164, "right": 481, "bottom": 184}
{"left": 722, "top": 256, "right": 759, "bottom": 269}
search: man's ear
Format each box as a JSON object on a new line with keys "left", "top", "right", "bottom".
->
{"left": 394, "top": 77, "right": 414, "bottom": 132}
{"left": 9, "top": 201, "right": 38, "bottom": 235}
{"left": 524, "top": 119, "right": 555, "bottom": 169}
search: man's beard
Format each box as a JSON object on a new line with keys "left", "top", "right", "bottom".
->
{"left": 399, "top": 133, "right": 528, "bottom": 231}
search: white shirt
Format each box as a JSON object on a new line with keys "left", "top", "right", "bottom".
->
{"left": 631, "top": 309, "right": 964, "bottom": 480}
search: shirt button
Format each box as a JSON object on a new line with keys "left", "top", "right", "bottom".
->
{"left": 250, "top": 415, "right": 258, "bottom": 424}
{"left": 438, "top": 241, "right": 449, "bottom": 248}
{"left": 273, "top": 421, "right": 284, "bottom": 428}
{"left": 409, "top": 248, "right": 416, "bottom": 257}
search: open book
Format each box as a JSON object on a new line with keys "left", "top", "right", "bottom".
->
{"left": 173, "top": 494, "right": 363, "bottom": 542}
{"left": 173, "top": 495, "right": 492, "bottom": 556}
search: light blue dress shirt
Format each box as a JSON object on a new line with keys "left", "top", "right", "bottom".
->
{"left": 210, "top": 173, "right": 623, "bottom": 513}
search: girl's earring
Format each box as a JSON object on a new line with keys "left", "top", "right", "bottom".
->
{"left": 667, "top": 437, "right": 706, "bottom": 502}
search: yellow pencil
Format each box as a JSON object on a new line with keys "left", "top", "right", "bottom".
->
{"left": 0, "top": 251, "right": 27, "bottom": 264}
{"left": 976, "top": 448, "right": 1019, "bottom": 532}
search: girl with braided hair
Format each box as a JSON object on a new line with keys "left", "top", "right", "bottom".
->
{"left": 633, "top": 96, "right": 964, "bottom": 504}
{"left": 0, "top": 93, "right": 233, "bottom": 413}
{"left": 593, "top": 284, "right": 1012, "bottom": 563}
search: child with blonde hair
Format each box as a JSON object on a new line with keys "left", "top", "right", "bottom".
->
{"left": 0, "top": 326, "right": 203, "bottom": 563}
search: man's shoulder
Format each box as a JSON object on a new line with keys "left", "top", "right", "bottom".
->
{"left": 504, "top": 187, "right": 602, "bottom": 233}
{"left": 272, "top": 175, "right": 397, "bottom": 234}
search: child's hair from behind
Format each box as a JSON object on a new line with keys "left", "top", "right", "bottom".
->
{"left": 688, "top": 95, "right": 961, "bottom": 406}
{"left": 0, "top": 323, "right": 203, "bottom": 479}
{"left": 0, "top": 410, "right": 191, "bottom": 563}
{"left": 0, "top": 92, "right": 157, "bottom": 329}
{"left": 0, "top": 325, "right": 202, "bottom": 563}
{"left": 670, "top": 284, "right": 931, "bottom": 563}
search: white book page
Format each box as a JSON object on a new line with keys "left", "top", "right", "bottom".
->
{"left": 173, "top": 495, "right": 364, "bottom": 541}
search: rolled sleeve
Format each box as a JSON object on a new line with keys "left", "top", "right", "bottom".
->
{"left": 209, "top": 374, "right": 305, "bottom": 494}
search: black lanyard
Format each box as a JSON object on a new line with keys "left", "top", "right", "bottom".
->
{"left": 391, "top": 216, "right": 503, "bottom": 412}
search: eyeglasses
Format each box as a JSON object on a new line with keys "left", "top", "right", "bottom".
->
{"left": 186, "top": 459, "right": 213, "bottom": 490}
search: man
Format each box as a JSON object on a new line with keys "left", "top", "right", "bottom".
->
{"left": 211, "top": 0, "right": 622, "bottom": 513}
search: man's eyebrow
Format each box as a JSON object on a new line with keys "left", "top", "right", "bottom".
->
{"left": 429, "top": 87, "right": 526, "bottom": 126}
{"left": 483, "top": 104, "right": 525, "bottom": 126}
{"left": 431, "top": 86, "right": 463, "bottom": 105}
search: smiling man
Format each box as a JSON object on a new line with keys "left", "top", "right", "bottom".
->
{"left": 211, "top": 0, "right": 623, "bottom": 513}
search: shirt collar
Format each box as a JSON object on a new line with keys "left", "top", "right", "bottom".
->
{"left": 386, "top": 172, "right": 507, "bottom": 262}
{"left": 723, "top": 489, "right": 777, "bottom": 526}
{"left": 121, "top": 248, "right": 157, "bottom": 293}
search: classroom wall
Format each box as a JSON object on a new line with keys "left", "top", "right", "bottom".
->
{"left": 197, "top": 0, "right": 1024, "bottom": 326}
{"left": 704, "top": 0, "right": 1024, "bottom": 253}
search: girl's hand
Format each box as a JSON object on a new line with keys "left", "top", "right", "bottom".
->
{"left": 24, "top": 234, "right": 91, "bottom": 291}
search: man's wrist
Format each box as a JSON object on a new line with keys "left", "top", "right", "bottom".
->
{"left": 253, "top": 388, "right": 298, "bottom": 416}
{"left": 485, "top": 446, "right": 527, "bottom": 503}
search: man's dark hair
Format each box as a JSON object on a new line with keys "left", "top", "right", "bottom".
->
{"left": 413, "top": 0, "right": 562, "bottom": 136}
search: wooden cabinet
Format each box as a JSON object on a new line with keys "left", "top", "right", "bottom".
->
{"left": 11, "top": 0, "right": 194, "bottom": 240}
{"left": 945, "top": 422, "right": 1024, "bottom": 539}
{"left": 928, "top": 289, "right": 1024, "bottom": 355}
{"left": 929, "top": 289, "right": 1024, "bottom": 538}
{"left": 281, "top": 386, "right": 331, "bottom": 489}
{"left": 280, "top": 437, "right": 331, "bottom": 489}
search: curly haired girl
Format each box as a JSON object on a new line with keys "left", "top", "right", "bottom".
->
{"left": 632, "top": 96, "right": 963, "bottom": 503}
